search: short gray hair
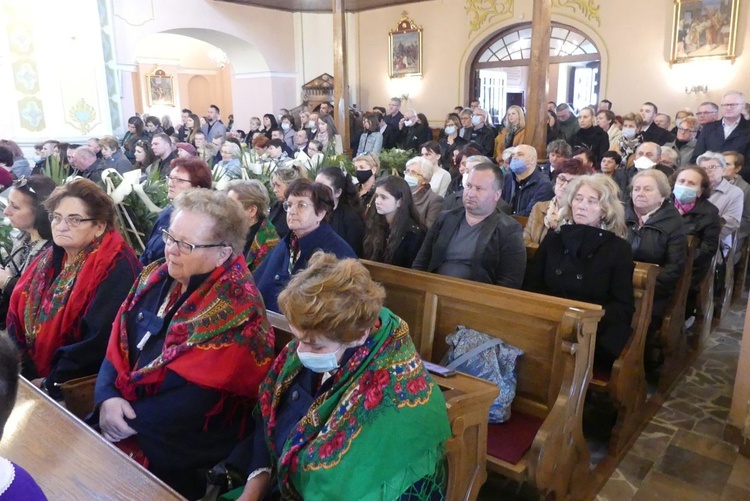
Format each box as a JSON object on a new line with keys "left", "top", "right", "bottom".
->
{"left": 172, "top": 189, "right": 247, "bottom": 255}
{"left": 697, "top": 151, "right": 727, "bottom": 169}
{"left": 405, "top": 156, "right": 435, "bottom": 181}
{"left": 226, "top": 179, "right": 271, "bottom": 215}
{"left": 631, "top": 169, "right": 672, "bottom": 198}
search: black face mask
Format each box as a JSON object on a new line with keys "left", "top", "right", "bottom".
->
{"left": 356, "top": 170, "right": 374, "bottom": 185}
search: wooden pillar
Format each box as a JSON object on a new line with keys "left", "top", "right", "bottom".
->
{"left": 526, "top": 0, "right": 551, "bottom": 159}
{"left": 332, "top": 0, "right": 350, "bottom": 155}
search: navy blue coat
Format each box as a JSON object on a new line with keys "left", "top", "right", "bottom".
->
{"left": 691, "top": 115, "right": 750, "bottom": 164}
{"left": 253, "top": 222, "right": 357, "bottom": 313}
{"left": 501, "top": 167, "right": 555, "bottom": 216}
{"left": 139, "top": 205, "right": 173, "bottom": 266}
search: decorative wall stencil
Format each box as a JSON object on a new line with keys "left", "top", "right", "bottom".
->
{"left": 4, "top": 3, "right": 46, "bottom": 132}
{"left": 466, "top": 0, "right": 514, "bottom": 34}
{"left": 68, "top": 99, "right": 97, "bottom": 134}
{"left": 552, "top": 0, "right": 601, "bottom": 27}
{"left": 18, "top": 97, "right": 45, "bottom": 131}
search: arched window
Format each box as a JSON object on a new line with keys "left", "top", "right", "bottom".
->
{"left": 471, "top": 23, "right": 600, "bottom": 123}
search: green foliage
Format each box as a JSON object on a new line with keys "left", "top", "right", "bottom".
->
{"left": 106, "top": 171, "right": 168, "bottom": 254}
{"left": 0, "top": 202, "right": 14, "bottom": 263}
{"left": 378, "top": 148, "right": 415, "bottom": 176}
{"left": 43, "top": 155, "right": 68, "bottom": 185}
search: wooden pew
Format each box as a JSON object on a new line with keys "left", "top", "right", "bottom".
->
{"left": 732, "top": 237, "right": 749, "bottom": 305}
{"left": 0, "top": 379, "right": 184, "bottom": 500}
{"left": 362, "top": 261, "right": 604, "bottom": 501}
{"left": 691, "top": 252, "right": 718, "bottom": 351}
{"left": 525, "top": 244, "right": 660, "bottom": 456}
{"left": 266, "top": 311, "right": 499, "bottom": 501}
{"left": 657, "top": 236, "right": 697, "bottom": 394}
{"left": 512, "top": 215, "right": 528, "bottom": 228}
{"left": 714, "top": 230, "right": 739, "bottom": 321}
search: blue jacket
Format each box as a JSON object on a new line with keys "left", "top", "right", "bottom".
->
{"left": 501, "top": 167, "right": 555, "bottom": 216}
{"left": 139, "top": 206, "right": 173, "bottom": 266}
{"left": 253, "top": 222, "right": 357, "bottom": 313}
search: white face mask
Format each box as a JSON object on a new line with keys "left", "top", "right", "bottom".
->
{"left": 462, "top": 172, "right": 469, "bottom": 188}
{"left": 445, "top": 125, "right": 457, "bottom": 135}
{"left": 471, "top": 115, "right": 481, "bottom": 126}
{"left": 634, "top": 156, "right": 656, "bottom": 170}
{"left": 675, "top": 118, "right": 683, "bottom": 129}
{"left": 404, "top": 119, "right": 413, "bottom": 127}
{"left": 307, "top": 120, "right": 316, "bottom": 129}
{"left": 297, "top": 345, "right": 345, "bottom": 373}
{"left": 622, "top": 127, "right": 637, "bottom": 140}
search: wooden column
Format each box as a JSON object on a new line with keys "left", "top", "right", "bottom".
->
{"left": 526, "top": 0, "right": 551, "bottom": 159}
{"left": 332, "top": 0, "right": 350, "bottom": 155}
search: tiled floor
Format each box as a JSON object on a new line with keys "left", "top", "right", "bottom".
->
{"left": 478, "top": 298, "right": 749, "bottom": 501}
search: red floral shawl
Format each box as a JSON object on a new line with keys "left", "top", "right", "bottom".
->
{"left": 106, "top": 255, "right": 275, "bottom": 401}
{"left": 8, "top": 230, "right": 135, "bottom": 377}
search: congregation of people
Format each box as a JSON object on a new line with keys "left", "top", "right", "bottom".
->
{"left": 1, "top": 88, "right": 749, "bottom": 500}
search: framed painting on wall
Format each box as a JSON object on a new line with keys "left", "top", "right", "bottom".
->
{"left": 146, "top": 67, "right": 175, "bottom": 106}
{"left": 670, "top": 0, "right": 741, "bottom": 64}
{"left": 389, "top": 15, "right": 422, "bottom": 78}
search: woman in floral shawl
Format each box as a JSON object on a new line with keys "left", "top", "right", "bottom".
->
{"left": 7, "top": 179, "right": 142, "bottom": 399}
{"left": 94, "top": 189, "right": 275, "bottom": 499}
{"left": 226, "top": 179, "right": 280, "bottom": 272}
{"left": 232, "top": 252, "right": 450, "bottom": 501}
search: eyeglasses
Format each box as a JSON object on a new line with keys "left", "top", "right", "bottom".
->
{"left": 556, "top": 175, "right": 574, "bottom": 186}
{"left": 161, "top": 229, "right": 226, "bottom": 254}
{"left": 13, "top": 176, "right": 36, "bottom": 194}
{"left": 696, "top": 111, "right": 716, "bottom": 116}
{"left": 164, "top": 175, "right": 192, "bottom": 184}
{"left": 700, "top": 164, "right": 723, "bottom": 171}
{"left": 677, "top": 127, "right": 696, "bottom": 133}
{"left": 282, "top": 201, "right": 312, "bottom": 212}
{"left": 49, "top": 214, "right": 97, "bottom": 227}
{"left": 721, "top": 103, "right": 743, "bottom": 108}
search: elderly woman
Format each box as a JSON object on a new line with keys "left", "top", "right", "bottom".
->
{"left": 364, "top": 176, "right": 426, "bottom": 268}
{"left": 405, "top": 156, "right": 443, "bottom": 229}
{"left": 495, "top": 105, "right": 526, "bottom": 163}
{"left": 95, "top": 189, "right": 274, "bottom": 499}
{"left": 526, "top": 174, "right": 634, "bottom": 367}
{"left": 140, "top": 157, "right": 212, "bottom": 266}
{"left": 317, "top": 114, "right": 344, "bottom": 155}
{"left": 253, "top": 179, "right": 357, "bottom": 312}
{"left": 226, "top": 179, "right": 280, "bottom": 272}
{"left": 316, "top": 167, "right": 365, "bottom": 256}
{"left": 269, "top": 165, "right": 307, "bottom": 239}
{"left": 233, "top": 252, "right": 450, "bottom": 501}
{"left": 614, "top": 112, "right": 644, "bottom": 168}
{"left": 8, "top": 179, "right": 142, "bottom": 398}
{"left": 0, "top": 176, "right": 57, "bottom": 329}
{"left": 626, "top": 169, "right": 687, "bottom": 321}
{"left": 672, "top": 166, "right": 721, "bottom": 319}
{"left": 100, "top": 135, "right": 132, "bottom": 174}
{"left": 215, "top": 141, "right": 243, "bottom": 183}
{"left": 524, "top": 158, "right": 592, "bottom": 245}
{"left": 356, "top": 112, "right": 383, "bottom": 156}
{"left": 600, "top": 151, "right": 622, "bottom": 178}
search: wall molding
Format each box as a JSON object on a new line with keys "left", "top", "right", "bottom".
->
{"left": 234, "top": 71, "right": 298, "bottom": 79}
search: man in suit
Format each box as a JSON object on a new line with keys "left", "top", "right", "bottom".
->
{"left": 639, "top": 102, "right": 675, "bottom": 145}
{"left": 692, "top": 91, "right": 750, "bottom": 168}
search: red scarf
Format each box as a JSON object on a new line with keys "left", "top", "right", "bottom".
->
{"left": 8, "top": 231, "right": 136, "bottom": 377}
{"left": 106, "top": 255, "right": 274, "bottom": 401}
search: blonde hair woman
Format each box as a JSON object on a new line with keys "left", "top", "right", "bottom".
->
{"left": 526, "top": 174, "right": 634, "bottom": 368}
{"left": 495, "top": 105, "right": 526, "bottom": 163}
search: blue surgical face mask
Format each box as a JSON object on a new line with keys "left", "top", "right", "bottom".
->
{"left": 471, "top": 115, "right": 481, "bottom": 126}
{"left": 297, "top": 344, "right": 345, "bottom": 373}
{"left": 509, "top": 158, "right": 527, "bottom": 175}
{"left": 307, "top": 120, "right": 316, "bottom": 129}
{"left": 281, "top": 123, "right": 291, "bottom": 131}
{"left": 622, "top": 127, "right": 637, "bottom": 140}
{"left": 673, "top": 184, "right": 698, "bottom": 204}
{"left": 445, "top": 125, "right": 457, "bottom": 135}
{"left": 404, "top": 174, "right": 419, "bottom": 188}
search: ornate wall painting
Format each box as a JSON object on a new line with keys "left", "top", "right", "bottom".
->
{"left": 670, "top": 0, "right": 740, "bottom": 64}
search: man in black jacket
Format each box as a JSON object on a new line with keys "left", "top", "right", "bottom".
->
{"left": 639, "top": 102, "right": 675, "bottom": 145}
{"left": 413, "top": 162, "right": 525, "bottom": 288}
{"left": 468, "top": 108, "right": 497, "bottom": 158}
{"left": 397, "top": 109, "right": 431, "bottom": 151}
{"left": 691, "top": 91, "right": 750, "bottom": 166}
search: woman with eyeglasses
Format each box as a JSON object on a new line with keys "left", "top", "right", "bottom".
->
{"left": 0, "top": 176, "right": 57, "bottom": 329}
{"left": 253, "top": 178, "right": 357, "bottom": 313}
{"left": 7, "top": 179, "right": 142, "bottom": 399}
{"left": 94, "top": 189, "right": 274, "bottom": 499}
{"left": 523, "top": 158, "right": 592, "bottom": 245}
{"left": 139, "top": 157, "right": 213, "bottom": 266}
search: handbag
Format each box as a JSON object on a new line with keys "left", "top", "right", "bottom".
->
{"left": 59, "top": 374, "right": 98, "bottom": 420}
{"left": 443, "top": 326, "right": 523, "bottom": 423}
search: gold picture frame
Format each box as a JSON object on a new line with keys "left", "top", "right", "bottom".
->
{"left": 389, "top": 14, "right": 423, "bottom": 78}
{"left": 146, "top": 67, "right": 175, "bottom": 106}
{"left": 670, "top": 0, "right": 740, "bottom": 64}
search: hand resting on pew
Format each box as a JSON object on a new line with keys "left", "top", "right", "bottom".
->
{"left": 99, "top": 397, "right": 137, "bottom": 442}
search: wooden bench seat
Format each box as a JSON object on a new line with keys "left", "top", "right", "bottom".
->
{"left": 714, "top": 230, "right": 739, "bottom": 321}
{"left": 1, "top": 379, "right": 183, "bottom": 500}
{"left": 362, "top": 260, "right": 604, "bottom": 500}
{"left": 266, "top": 311, "right": 499, "bottom": 501}
{"left": 732, "top": 237, "right": 749, "bottom": 305}
{"left": 691, "top": 252, "right": 718, "bottom": 351}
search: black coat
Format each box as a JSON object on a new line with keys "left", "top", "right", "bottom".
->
{"left": 691, "top": 115, "right": 750, "bottom": 169}
{"left": 468, "top": 125, "right": 497, "bottom": 158}
{"left": 381, "top": 124, "right": 400, "bottom": 150}
{"left": 412, "top": 207, "right": 526, "bottom": 288}
{"left": 641, "top": 124, "right": 675, "bottom": 146}
{"left": 525, "top": 224, "right": 634, "bottom": 364}
{"left": 680, "top": 198, "right": 721, "bottom": 286}
{"left": 572, "top": 126, "right": 610, "bottom": 165}
{"left": 269, "top": 200, "right": 290, "bottom": 239}
{"left": 387, "top": 218, "right": 425, "bottom": 268}
{"left": 625, "top": 199, "right": 687, "bottom": 316}
{"left": 328, "top": 203, "right": 365, "bottom": 257}
{"left": 398, "top": 122, "right": 431, "bottom": 151}
{"left": 439, "top": 136, "right": 467, "bottom": 168}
